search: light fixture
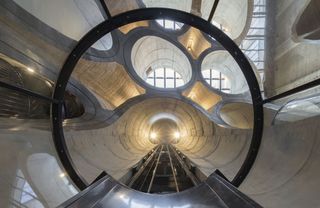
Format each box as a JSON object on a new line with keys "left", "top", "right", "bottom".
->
{"left": 187, "top": 38, "right": 193, "bottom": 51}
{"left": 189, "top": 92, "right": 196, "bottom": 99}
{"left": 150, "top": 132, "right": 157, "bottom": 140}
{"left": 26, "top": 67, "right": 35, "bottom": 73}
{"left": 59, "top": 173, "right": 66, "bottom": 178}
{"left": 173, "top": 131, "right": 180, "bottom": 139}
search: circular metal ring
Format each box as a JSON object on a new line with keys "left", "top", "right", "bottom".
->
{"left": 51, "top": 8, "right": 263, "bottom": 190}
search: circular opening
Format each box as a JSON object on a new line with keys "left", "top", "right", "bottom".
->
{"left": 201, "top": 51, "right": 249, "bottom": 94}
{"left": 53, "top": 9, "right": 263, "bottom": 191}
{"left": 131, "top": 36, "right": 192, "bottom": 89}
{"left": 149, "top": 118, "right": 180, "bottom": 144}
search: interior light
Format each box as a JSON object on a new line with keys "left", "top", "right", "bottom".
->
{"left": 187, "top": 39, "right": 193, "bottom": 51}
{"left": 173, "top": 131, "right": 180, "bottom": 139}
{"left": 26, "top": 67, "right": 35, "bottom": 73}
{"left": 59, "top": 173, "right": 66, "bottom": 178}
{"left": 189, "top": 92, "right": 196, "bottom": 99}
{"left": 150, "top": 132, "right": 157, "bottom": 139}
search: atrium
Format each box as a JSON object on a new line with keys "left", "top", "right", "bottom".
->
{"left": 0, "top": 0, "right": 320, "bottom": 207}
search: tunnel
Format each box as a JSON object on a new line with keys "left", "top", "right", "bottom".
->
{"left": 1, "top": 0, "right": 320, "bottom": 208}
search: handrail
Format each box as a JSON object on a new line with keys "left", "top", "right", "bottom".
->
{"left": 127, "top": 146, "right": 160, "bottom": 187}
{"left": 166, "top": 145, "right": 179, "bottom": 192}
{"left": 169, "top": 145, "right": 200, "bottom": 186}
{"left": 147, "top": 145, "right": 164, "bottom": 193}
{"left": 262, "top": 77, "right": 320, "bottom": 104}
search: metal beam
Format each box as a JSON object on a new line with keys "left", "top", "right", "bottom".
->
{"left": 262, "top": 78, "right": 320, "bottom": 104}
{"left": 98, "top": 0, "right": 112, "bottom": 19}
{"left": 147, "top": 145, "right": 163, "bottom": 193}
{"left": 0, "top": 80, "right": 58, "bottom": 103}
{"left": 208, "top": 0, "right": 220, "bottom": 22}
{"left": 127, "top": 146, "right": 160, "bottom": 187}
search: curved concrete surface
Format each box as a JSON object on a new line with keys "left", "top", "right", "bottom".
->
{"left": 13, "top": 0, "right": 112, "bottom": 50}
{"left": 0, "top": 128, "right": 78, "bottom": 207}
{"left": 142, "top": 0, "right": 192, "bottom": 13}
{"left": 1, "top": 1, "right": 320, "bottom": 208}
{"left": 131, "top": 36, "right": 192, "bottom": 83}
{"left": 73, "top": 59, "right": 145, "bottom": 110}
{"left": 64, "top": 98, "right": 251, "bottom": 183}
{"left": 201, "top": 51, "right": 249, "bottom": 94}
{"left": 294, "top": 0, "right": 320, "bottom": 41}
{"left": 264, "top": 0, "right": 320, "bottom": 96}
{"left": 178, "top": 27, "right": 212, "bottom": 59}
{"left": 201, "top": 0, "right": 251, "bottom": 42}
{"left": 219, "top": 102, "right": 254, "bottom": 129}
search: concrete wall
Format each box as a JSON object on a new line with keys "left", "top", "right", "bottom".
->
{"left": 264, "top": 0, "right": 320, "bottom": 96}
{"left": 0, "top": 127, "right": 78, "bottom": 208}
{"left": 64, "top": 98, "right": 251, "bottom": 183}
{"left": 241, "top": 115, "right": 320, "bottom": 208}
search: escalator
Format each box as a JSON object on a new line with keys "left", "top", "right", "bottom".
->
{"left": 58, "top": 144, "right": 262, "bottom": 208}
{"left": 128, "top": 144, "right": 196, "bottom": 193}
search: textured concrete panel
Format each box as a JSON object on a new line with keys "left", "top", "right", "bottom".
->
{"left": 183, "top": 81, "right": 222, "bottom": 111}
{"left": 73, "top": 60, "right": 145, "bottom": 110}
{"left": 178, "top": 27, "right": 211, "bottom": 59}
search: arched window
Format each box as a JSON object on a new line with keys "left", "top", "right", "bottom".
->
{"left": 156, "top": 19, "right": 183, "bottom": 30}
{"left": 202, "top": 69, "right": 231, "bottom": 93}
{"left": 146, "top": 68, "right": 184, "bottom": 88}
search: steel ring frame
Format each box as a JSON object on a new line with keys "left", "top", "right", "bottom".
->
{"left": 51, "top": 8, "right": 264, "bottom": 190}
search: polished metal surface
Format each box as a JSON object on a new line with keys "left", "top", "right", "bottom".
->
{"left": 59, "top": 171, "right": 262, "bottom": 208}
{"left": 127, "top": 146, "right": 160, "bottom": 187}
{"left": 166, "top": 145, "right": 180, "bottom": 192}
{"left": 147, "top": 145, "right": 164, "bottom": 193}
{"left": 169, "top": 145, "right": 200, "bottom": 186}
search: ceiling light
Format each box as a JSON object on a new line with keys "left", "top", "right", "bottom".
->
{"left": 59, "top": 173, "right": 66, "bottom": 178}
{"left": 150, "top": 132, "right": 157, "bottom": 139}
{"left": 173, "top": 131, "right": 180, "bottom": 139}
{"left": 187, "top": 39, "right": 193, "bottom": 51}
